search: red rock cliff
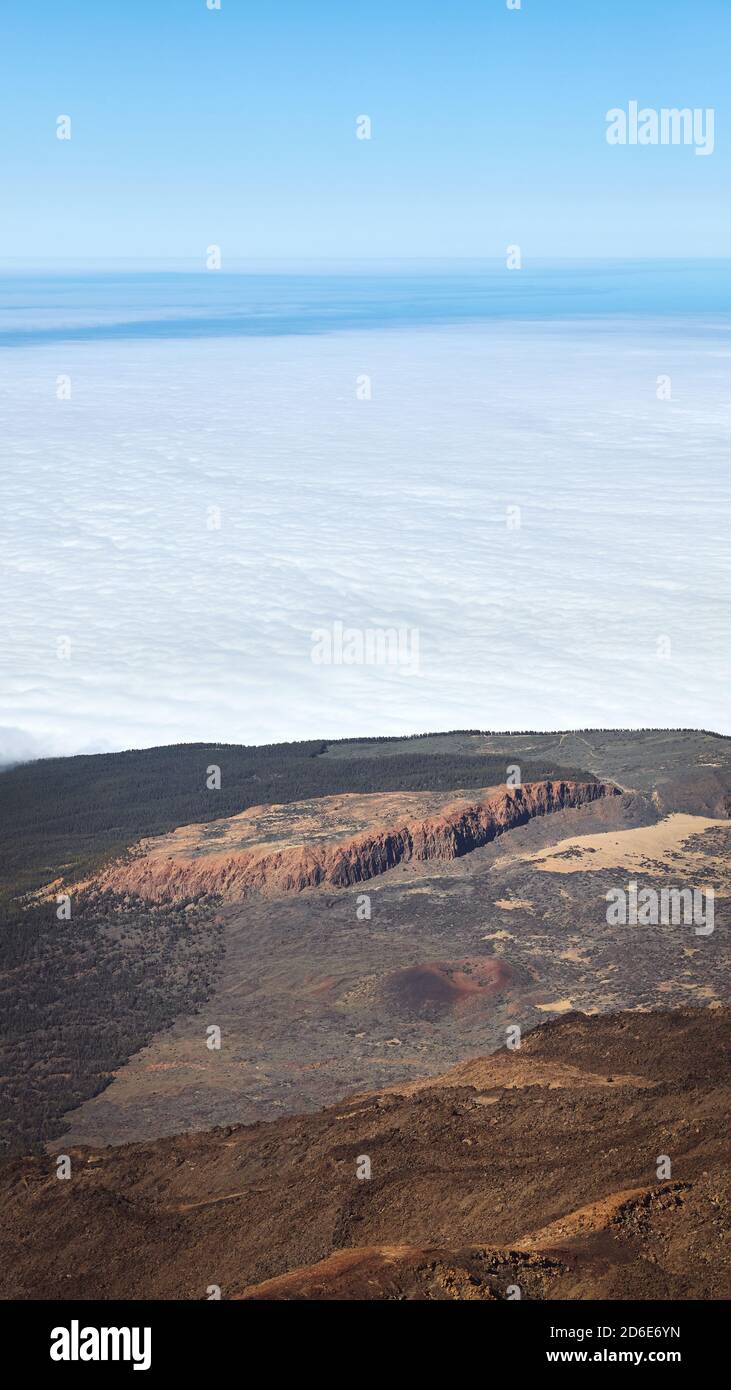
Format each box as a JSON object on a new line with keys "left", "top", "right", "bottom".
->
{"left": 96, "top": 780, "right": 617, "bottom": 902}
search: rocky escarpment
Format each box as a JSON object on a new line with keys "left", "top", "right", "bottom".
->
{"left": 97, "top": 780, "right": 618, "bottom": 902}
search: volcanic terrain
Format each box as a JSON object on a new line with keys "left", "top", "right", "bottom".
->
{"left": 1, "top": 726, "right": 729, "bottom": 1308}
{"left": 54, "top": 761, "right": 728, "bottom": 1150}
{"left": 1, "top": 1008, "right": 727, "bottom": 1301}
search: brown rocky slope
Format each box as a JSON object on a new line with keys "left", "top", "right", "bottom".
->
{"left": 95, "top": 779, "right": 617, "bottom": 901}
{"left": 1, "top": 1007, "right": 727, "bottom": 1301}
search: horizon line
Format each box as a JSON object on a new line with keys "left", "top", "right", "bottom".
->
{"left": 2, "top": 255, "right": 731, "bottom": 275}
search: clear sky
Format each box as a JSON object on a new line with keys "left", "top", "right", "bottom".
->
{"left": 2, "top": 0, "right": 730, "bottom": 263}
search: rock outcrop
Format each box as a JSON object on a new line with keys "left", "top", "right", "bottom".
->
{"left": 97, "top": 779, "right": 618, "bottom": 902}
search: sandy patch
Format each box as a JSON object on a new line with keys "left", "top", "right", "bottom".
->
{"left": 494, "top": 898, "right": 535, "bottom": 912}
{"left": 524, "top": 814, "right": 729, "bottom": 876}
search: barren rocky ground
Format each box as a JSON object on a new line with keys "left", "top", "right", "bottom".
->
{"left": 55, "top": 783, "right": 729, "bottom": 1149}
{"left": 1, "top": 729, "right": 728, "bottom": 1301}
{"left": 2, "top": 1008, "right": 727, "bottom": 1300}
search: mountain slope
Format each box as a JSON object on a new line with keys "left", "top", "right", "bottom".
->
{"left": 1, "top": 1008, "right": 728, "bottom": 1301}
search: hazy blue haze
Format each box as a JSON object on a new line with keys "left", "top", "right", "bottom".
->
{"left": 2, "top": 263, "right": 731, "bottom": 346}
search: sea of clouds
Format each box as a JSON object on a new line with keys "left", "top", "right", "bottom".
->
{"left": 2, "top": 318, "right": 730, "bottom": 761}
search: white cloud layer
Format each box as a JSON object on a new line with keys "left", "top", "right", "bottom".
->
{"left": 2, "top": 320, "right": 730, "bottom": 762}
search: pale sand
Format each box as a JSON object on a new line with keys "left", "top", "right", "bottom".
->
{"left": 522, "top": 813, "right": 729, "bottom": 876}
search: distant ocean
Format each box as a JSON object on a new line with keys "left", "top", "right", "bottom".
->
{"left": 3, "top": 260, "right": 731, "bottom": 346}
{"left": 1, "top": 262, "right": 730, "bottom": 760}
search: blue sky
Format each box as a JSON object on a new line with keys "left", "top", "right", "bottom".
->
{"left": 2, "top": 0, "right": 730, "bottom": 262}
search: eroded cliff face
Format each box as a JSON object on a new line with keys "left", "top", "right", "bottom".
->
{"left": 96, "top": 780, "right": 618, "bottom": 902}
